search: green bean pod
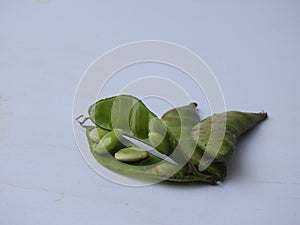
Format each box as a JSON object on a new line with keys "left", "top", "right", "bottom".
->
{"left": 161, "top": 103, "right": 200, "bottom": 162}
{"left": 161, "top": 102, "right": 200, "bottom": 149}
{"left": 85, "top": 96, "right": 267, "bottom": 184}
{"left": 162, "top": 103, "right": 227, "bottom": 180}
{"left": 88, "top": 95, "right": 157, "bottom": 140}
{"left": 191, "top": 111, "right": 268, "bottom": 161}
{"left": 88, "top": 95, "right": 173, "bottom": 156}
{"left": 86, "top": 126, "right": 218, "bottom": 184}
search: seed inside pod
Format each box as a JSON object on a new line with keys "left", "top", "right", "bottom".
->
{"left": 95, "top": 129, "right": 124, "bottom": 154}
{"left": 89, "top": 127, "right": 107, "bottom": 142}
{"left": 114, "top": 147, "right": 149, "bottom": 162}
{"left": 148, "top": 131, "right": 170, "bottom": 155}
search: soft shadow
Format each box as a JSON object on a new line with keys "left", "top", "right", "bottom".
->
{"left": 226, "top": 122, "right": 268, "bottom": 182}
{"left": 158, "top": 179, "right": 225, "bottom": 190}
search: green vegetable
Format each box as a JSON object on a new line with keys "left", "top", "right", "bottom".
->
{"left": 85, "top": 126, "right": 217, "bottom": 184}
{"left": 89, "top": 127, "right": 107, "bottom": 142}
{"left": 161, "top": 103, "right": 227, "bottom": 181}
{"left": 191, "top": 111, "right": 268, "bottom": 161}
{"left": 78, "top": 95, "right": 267, "bottom": 185}
{"left": 89, "top": 95, "right": 157, "bottom": 141}
{"left": 161, "top": 102, "right": 200, "bottom": 154}
{"left": 94, "top": 129, "right": 124, "bottom": 155}
{"left": 148, "top": 131, "right": 170, "bottom": 155}
{"left": 88, "top": 95, "right": 173, "bottom": 155}
{"left": 115, "top": 147, "right": 149, "bottom": 162}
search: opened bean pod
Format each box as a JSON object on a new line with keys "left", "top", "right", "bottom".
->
{"left": 81, "top": 95, "right": 267, "bottom": 184}
{"left": 85, "top": 126, "right": 216, "bottom": 183}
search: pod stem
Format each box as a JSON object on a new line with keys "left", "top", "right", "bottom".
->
{"left": 175, "top": 145, "right": 214, "bottom": 182}
{"left": 75, "top": 115, "right": 90, "bottom": 128}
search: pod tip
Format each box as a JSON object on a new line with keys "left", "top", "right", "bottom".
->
{"left": 191, "top": 102, "right": 198, "bottom": 107}
{"left": 260, "top": 110, "right": 268, "bottom": 119}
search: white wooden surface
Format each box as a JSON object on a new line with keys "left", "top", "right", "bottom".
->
{"left": 1, "top": 1, "right": 299, "bottom": 225}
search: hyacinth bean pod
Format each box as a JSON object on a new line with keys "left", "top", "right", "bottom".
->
{"left": 191, "top": 111, "right": 268, "bottom": 161}
{"left": 85, "top": 126, "right": 218, "bottom": 184}
{"left": 80, "top": 95, "right": 267, "bottom": 184}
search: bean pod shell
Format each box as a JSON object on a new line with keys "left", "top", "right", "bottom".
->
{"left": 192, "top": 111, "right": 268, "bottom": 161}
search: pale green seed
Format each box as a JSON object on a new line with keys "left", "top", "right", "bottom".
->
{"left": 95, "top": 129, "right": 123, "bottom": 154}
{"left": 148, "top": 131, "right": 170, "bottom": 155}
{"left": 114, "top": 147, "right": 149, "bottom": 162}
{"left": 154, "top": 162, "right": 180, "bottom": 175}
{"left": 89, "top": 128, "right": 107, "bottom": 142}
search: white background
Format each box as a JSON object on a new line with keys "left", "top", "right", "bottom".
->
{"left": 1, "top": 1, "right": 299, "bottom": 225}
